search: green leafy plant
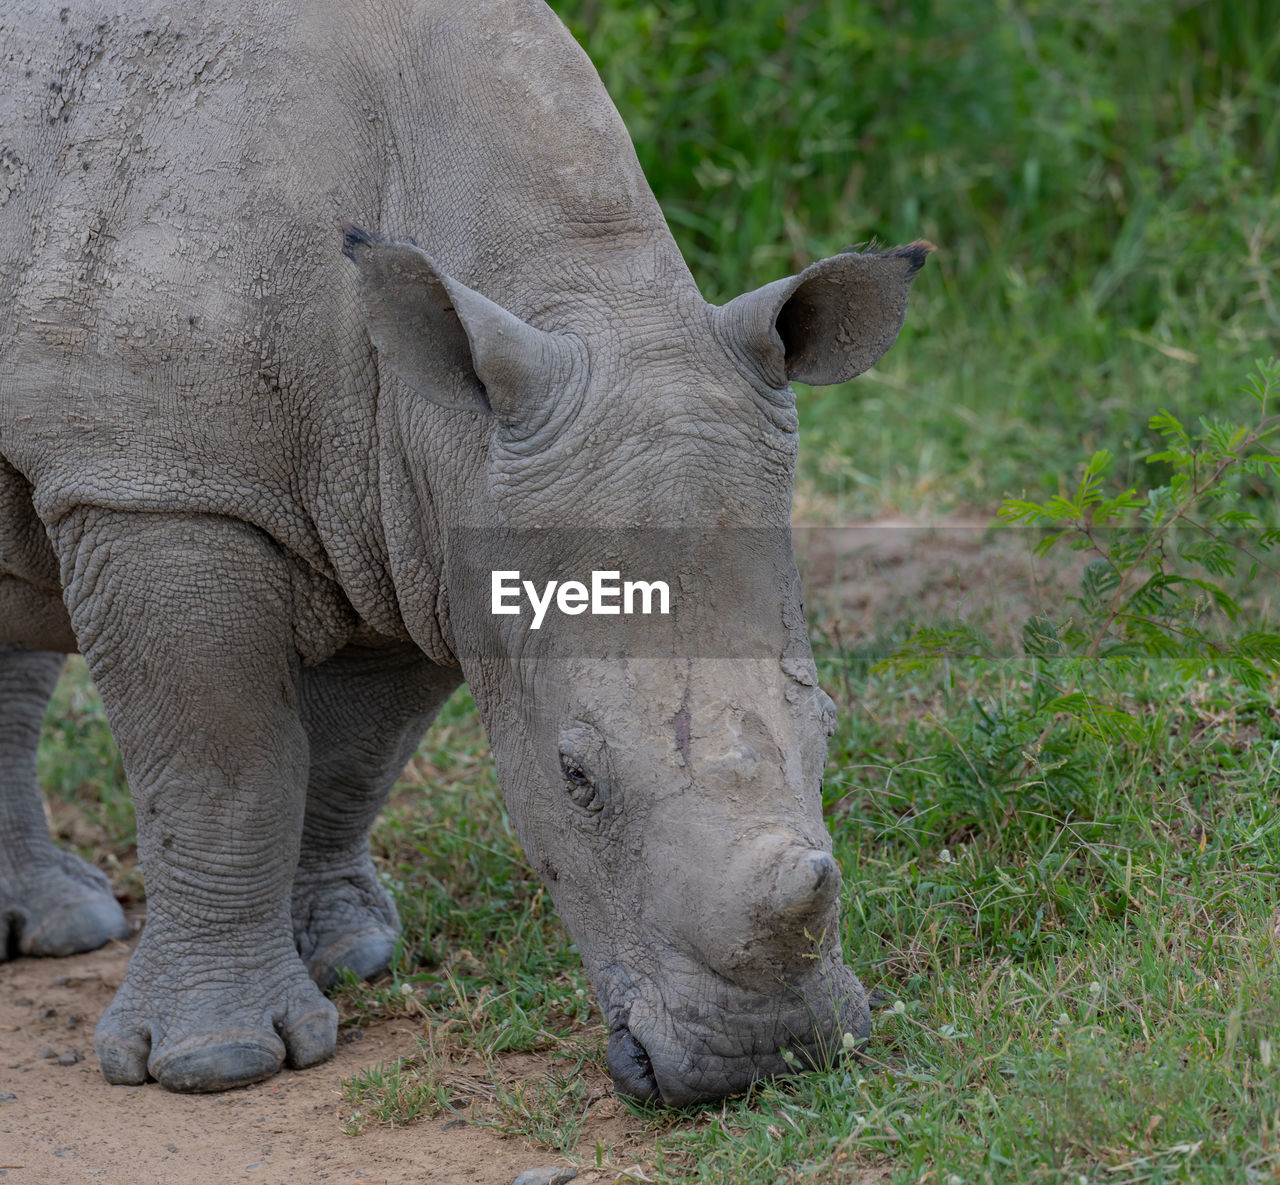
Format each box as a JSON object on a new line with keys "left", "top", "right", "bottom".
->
{"left": 878, "top": 359, "right": 1280, "bottom": 746}
{"left": 1000, "top": 356, "right": 1280, "bottom": 681}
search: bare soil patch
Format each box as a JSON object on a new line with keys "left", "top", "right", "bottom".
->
{"left": 794, "top": 518, "right": 1082, "bottom": 649}
{"left": 0, "top": 931, "right": 652, "bottom": 1185}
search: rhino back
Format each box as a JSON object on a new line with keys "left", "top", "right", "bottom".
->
{"left": 0, "top": 0, "right": 676, "bottom": 617}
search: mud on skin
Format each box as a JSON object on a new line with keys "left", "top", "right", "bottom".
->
{"left": 0, "top": 0, "right": 927, "bottom": 1097}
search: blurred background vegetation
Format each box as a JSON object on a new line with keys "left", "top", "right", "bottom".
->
{"left": 554, "top": 0, "right": 1279, "bottom": 514}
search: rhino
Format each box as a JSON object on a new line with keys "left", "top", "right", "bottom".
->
{"left": 0, "top": 0, "right": 927, "bottom": 1103}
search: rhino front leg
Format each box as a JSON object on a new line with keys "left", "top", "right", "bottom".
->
{"left": 0, "top": 643, "right": 131, "bottom": 958}
{"left": 293, "top": 642, "right": 460, "bottom": 989}
{"left": 53, "top": 509, "right": 336, "bottom": 1092}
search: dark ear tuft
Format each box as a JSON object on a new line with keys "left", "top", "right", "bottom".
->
{"left": 883, "top": 239, "right": 935, "bottom": 279}
{"left": 838, "top": 238, "right": 935, "bottom": 278}
{"left": 339, "top": 222, "right": 383, "bottom": 261}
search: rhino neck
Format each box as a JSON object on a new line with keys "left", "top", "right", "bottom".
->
{"left": 371, "top": 391, "right": 464, "bottom": 669}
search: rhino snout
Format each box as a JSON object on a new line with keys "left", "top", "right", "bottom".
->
{"left": 599, "top": 955, "right": 869, "bottom": 1106}
{"left": 663, "top": 831, "right": 844, "bottom": 981}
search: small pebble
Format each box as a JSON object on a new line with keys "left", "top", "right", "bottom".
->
{"left": 13, "top": 997, "right": 32, "bottom": 1006}
{"left": 56, "top": 1050, "right": 82, "bottom": 1066}
{"left": 37, "top": 1007, "right": 56, "bottom": 1020}
{"left": 39, "top": 1046, "right": 57, "bottom": 1059}
{"left": 440, "top": 1118, "right": 466, "bottom": 1131}
{"left": 66, "top": 1015, "right": 80, "bottom": 1030}
{"left": 0, "top": 1092, "right": 16, "bottom": 1103}
{"left": 512, "top": 1169, "right": 578, "bottom": 1185}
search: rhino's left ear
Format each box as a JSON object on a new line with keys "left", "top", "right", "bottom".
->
{"left": 715, "top": 240, "right": 933, "bottom": 388}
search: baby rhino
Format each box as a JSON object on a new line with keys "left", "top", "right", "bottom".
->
{"left": 0, "top": 0, "right": 927, "bottom": 1102}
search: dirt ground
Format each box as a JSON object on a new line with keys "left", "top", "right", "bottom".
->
{"left": 0, "top": 931, "right": 654, "bottom": 1185}
{"left": 793, "top": 518, "right": 1081, "bottom": 649}
{"left": 1, "top": 519, "right": 1065, "bottom": 1185}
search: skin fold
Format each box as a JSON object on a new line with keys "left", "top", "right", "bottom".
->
{"left": 0, "top": 0, "right": 927, "bottom": 1099}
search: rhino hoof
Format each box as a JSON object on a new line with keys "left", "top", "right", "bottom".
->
{"left": 137, "top": 1002, "right": 336, "bottom": 1092}
{"left": 292, "top": 864, "right": 400, "bottom": 990}
{"left": 149, "top": 1028, "right": 287, "bottom": 1092}
{"left": 17, "top": 896, "right": 131, "bottom": 958}
{"left": 4, "top": 852, "right": 131, "bottom": 960}
{"left": 95, "top": 964, "right": 339, "bottom": 1092}
{"left": 306, "top": 926, "right": 398, "bottom": 991}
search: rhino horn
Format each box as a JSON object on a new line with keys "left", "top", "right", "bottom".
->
{"left": 342, "top": 225, "right": 580, "bottom": 433}
{"left": 715, "top": 240, "right": 933, "bottom": 388}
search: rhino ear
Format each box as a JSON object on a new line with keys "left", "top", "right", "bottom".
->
{"left": 341, "top": 225, "right": 577, "bottom": 429}
{"left": 716, "top": 240, "right": 933, "bottom": 388}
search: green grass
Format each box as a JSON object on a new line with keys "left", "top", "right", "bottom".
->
{"left": 340, "top": 1056, "right": 454, "bottom": 1134}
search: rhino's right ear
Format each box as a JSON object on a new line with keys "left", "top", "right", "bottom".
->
{"left": 341, "top": 225, "right": 578, "bottom": 432}
{"left": 715, "top": 240, "right": 933, "bottom": 389}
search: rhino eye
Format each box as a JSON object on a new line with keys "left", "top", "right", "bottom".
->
{"left": 559, "top": 725, "right": 606, "bottom": 813}
{"left": 560, "top": 752, "right": 600, "bottom": 810}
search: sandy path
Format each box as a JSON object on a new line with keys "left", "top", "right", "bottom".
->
{"left": 0, "top": 937, "right": 625, "bottom": 1185}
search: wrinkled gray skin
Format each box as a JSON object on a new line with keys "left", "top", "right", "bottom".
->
{"left": 0, "top": 0, "right": 927, "bottom": 1103}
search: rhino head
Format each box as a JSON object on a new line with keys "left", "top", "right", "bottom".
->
{"left": 344, "top": 226, "right": 928, "bottom": 1105}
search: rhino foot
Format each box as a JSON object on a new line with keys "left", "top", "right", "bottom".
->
{"left": 1, "top": 850, "right": 131, "bottom": 959}
{"left": 94, "top": 933, "right": 337, "bottom": 1092}
{"left": 291, "top": 861, "right": 400, "bottom": 991}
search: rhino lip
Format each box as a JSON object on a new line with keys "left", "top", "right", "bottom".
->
{"left": 605, "top": 1024, "right": 661, "bottom": 1104}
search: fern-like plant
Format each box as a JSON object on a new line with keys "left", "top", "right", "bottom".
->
{"left": 877, "top": 358, "right": 1280, "bottom": 744}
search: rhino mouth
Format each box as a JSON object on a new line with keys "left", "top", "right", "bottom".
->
{"left": 604, "top": 1011, "right": 823, "bottom": 1108}
{"left": 606, "top": 1024, "right": 662, "bottom": 1104}
{"left": 598, "top": 958, "right": 869, "bottom": 1108}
